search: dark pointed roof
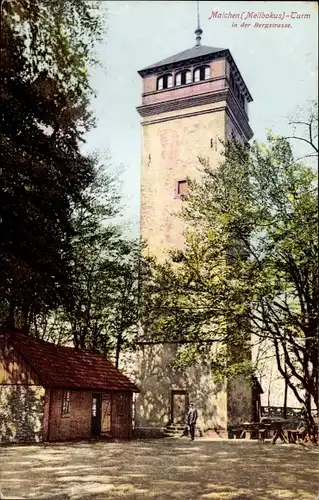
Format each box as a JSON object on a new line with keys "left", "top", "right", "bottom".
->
{"left": 140, "top": 45, "right": 226, "bottom": 72}
{"left": 1, "top": 329, "right": 139, "bottom": 392}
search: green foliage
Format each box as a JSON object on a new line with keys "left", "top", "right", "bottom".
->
{"left": 149, "top": 111, "right": 318, "bottom": 405}
{"left": 0, "top": 0, "right": 106, "bottom": 329}
{"left": 29, "top": 158, "right": 153, "bottom": 367}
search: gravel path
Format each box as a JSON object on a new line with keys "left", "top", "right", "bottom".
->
{"left": 0, "top": 438, "right": 318, "bottom": 499}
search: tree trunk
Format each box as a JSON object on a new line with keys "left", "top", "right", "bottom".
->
{"left": 4, "top": 302, "right": 15, "bottom": 329}
{"left": 115, "top": 330, "right": 122, "bottom": 369}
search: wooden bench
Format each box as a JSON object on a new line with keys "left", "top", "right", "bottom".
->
{"left": 258, "top": 428, "right": 268, "bottom": 443}
{"left": 287, "top": 429, "right": 298, "bottom": 443}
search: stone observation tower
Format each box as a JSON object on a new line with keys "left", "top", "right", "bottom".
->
{"left": 137, "top": 12, "right": 253, "bottom": 263}
{"left": 132, "top": 8, "right": 256, "bottom": 437}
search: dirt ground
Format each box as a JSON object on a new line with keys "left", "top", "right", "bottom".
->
{"left": 0, "top": 438, "right": 318, "bottom": 500}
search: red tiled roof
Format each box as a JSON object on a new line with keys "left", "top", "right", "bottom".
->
{"left": 2, "top": 330, "right": 139, "bottom": 392}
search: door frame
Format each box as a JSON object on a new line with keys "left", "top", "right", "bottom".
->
{"left": 101, "top": 392, "right": 112, "bottom": 437}
{"left": 170, "top": 390, "right": 188, "bottom": 424}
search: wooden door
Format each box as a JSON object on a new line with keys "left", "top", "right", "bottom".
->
{"left": 101, "top": 393, "right": 112, "bottom": 436}
{"left": 171, "top": 391, "right": 188, "bottom": 424}
{"left": 91, "top": 394, "right": 102, "bottom": 437}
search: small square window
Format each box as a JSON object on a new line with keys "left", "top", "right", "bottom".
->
{"left": 62, "top": 390, "right": 70, "bottom": 416}
{"left": 175, "top": 180, "right": 189, "bottom": 199}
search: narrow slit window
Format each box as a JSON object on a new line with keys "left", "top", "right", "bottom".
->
{"left": 62, "top": 390, "right": 70, "bottom": 416}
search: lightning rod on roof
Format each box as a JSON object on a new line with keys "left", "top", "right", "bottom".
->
{"left": 194, "top": 1, "right": 202, "bottom": 46}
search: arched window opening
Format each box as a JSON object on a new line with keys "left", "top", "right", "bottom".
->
{"left": 176, "top": 69, "right": 192, "bottom": 86}
{"left": 157, "top": 77, "right": 164, "bottom": 90}
{"left": 185, "top": 70, "right": 192, "bottom": 84}
{"left": 157, "top": 73, "right": 173, "bottom": 90}
{"left": 204, "top": 66, "right": 211, "bottom": 80}
{"left": 194, "top": 65, "right": 211, "bottom": 83}
{"left": 194, "top": 68, "right": 201, "bottom": 82}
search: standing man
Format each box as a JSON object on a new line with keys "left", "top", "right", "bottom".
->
{"left": 187, "top": 402, "right": 198, "bottom": 441}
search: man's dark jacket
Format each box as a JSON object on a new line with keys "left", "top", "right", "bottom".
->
{"left": 187, "top": 408, "right": 198, "bottom": 425}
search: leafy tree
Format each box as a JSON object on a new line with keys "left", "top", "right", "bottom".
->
{"left": 66, "top": 217, "right": 153, "bottom": 368}
{"left": 0, "top": 0, "right": 105, "bottom": 330}
{"left": 65, "top": 171, "right": 144, "bottom": 366}
{"left": 149, "top": 108, "right": 318, "bottom": 435}
{"left": 30, "top": 158, "right": 153, "bottom": 369}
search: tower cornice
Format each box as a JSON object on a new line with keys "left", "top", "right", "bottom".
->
{"left": 136, "top": 87, "right": 253, "bottom": 141}
{"left": 137, "top": 88, "right": 228, "bottom": 117}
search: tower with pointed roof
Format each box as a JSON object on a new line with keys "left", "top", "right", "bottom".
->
{"left": 132, "top": 11, "right": 255, "bottom": 436}
{"left": 137, "top": 19, "right": 253, "bottom": 262}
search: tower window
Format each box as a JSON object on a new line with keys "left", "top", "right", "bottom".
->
{"left": 194, "top": 68, "right": 200, "bottom": 83}
{"left": 175, "top": 69, "right": 192, "bottom": 86}
{"left": 193, "top": 65, "right": 211, "bottom": 83}
{"left": 229, "top": 73, "right": 246, "bottom": 111}
{"left": 157, "top": 77, "right": 164, "bottom": 90}
{"left": 157, "top": 73, "right": 173, "bottom": 90}
{"left": 175, "top": 180, "right": 189, "bottom": 199}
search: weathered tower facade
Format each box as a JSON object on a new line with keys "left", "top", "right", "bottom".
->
{"left": 132, "top": 28, "right": 255, "bottom": 436}
{"left": 137, "top": 35, "right": 253, "bottom": 262}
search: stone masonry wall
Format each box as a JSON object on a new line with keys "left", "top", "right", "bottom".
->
{"left": 125, "top": 344, "right": 227, "bottom": 432}
{"left": 227, "top": 375, "right": 252, "bottom": 425}
{"left": 0, "top": 385, "right": 45, "bottom": 444}
{"left": 140, "top": 102, "right": 226, "bottom": 262}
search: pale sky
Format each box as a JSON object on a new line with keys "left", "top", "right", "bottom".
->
{"left": 83, "top": 1, "right": 318, "bottom": 236}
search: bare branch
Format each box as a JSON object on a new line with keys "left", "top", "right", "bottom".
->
{"left": 285, "top": 135, "right": 318, "bottom": 154}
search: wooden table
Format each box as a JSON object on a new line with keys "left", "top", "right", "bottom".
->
{"left": 261, "top": 417, "right": 290, "bottom": 444}
{"left": 271, "top": 422, "right": 289, "bottom": 444}
{"left": 240, "top": 422, "right": 271, "bottom": 442}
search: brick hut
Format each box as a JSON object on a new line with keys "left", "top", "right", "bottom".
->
{"left": 0, "top": 329, "right": 139, "bottom": 444}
